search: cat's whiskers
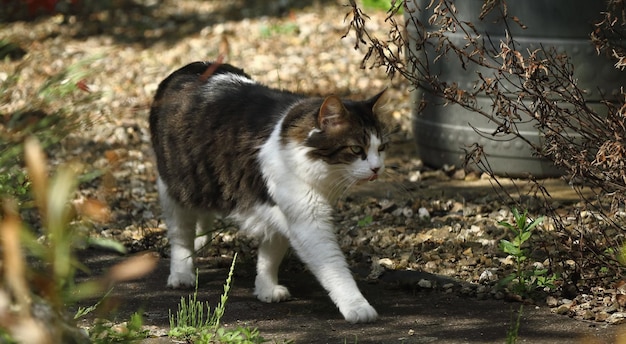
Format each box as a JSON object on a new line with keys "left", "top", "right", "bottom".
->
{"left": 326, "top": 169, "right": 360, "bottom": 203}
{"left": 327, "top": 181, "right": 349, "bottom": 203}
{"left": 377, "top": 169, "right": 416, "bottom": 200}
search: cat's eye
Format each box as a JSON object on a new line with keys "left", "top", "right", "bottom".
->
{"left": 349, "top": 146, "right": 364, "bottom": 155}
{"left": 378, "top": 143, "right": 388, "bottom": 152}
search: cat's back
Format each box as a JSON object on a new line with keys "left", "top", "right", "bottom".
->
{"left": 149, "top": 61, "right": 302, "bottom": 211}
{"left": 150, "top": 62, "right": 251, "bottom": 121}
{"left": 150, "top": 61, "right": 302, "bottom": 132}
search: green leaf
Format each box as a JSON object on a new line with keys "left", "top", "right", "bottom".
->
{"left": 69, "top": 280, "right": 106, "bottom": 301}
{"left": 516, "top": 212, "right": 527, "bottom": 230}
{"left": 618, "top": 245, "right": 626, "bottom": 266}
{"left": 519, "top": 230, "right": 532, "bottom": 244}
{"left": 358, "top": 215, "right": 373, "bottom": 227}
{"left": 87, "top": 237, "right": 127, "bottom": 254}
{"left": 525, "top": 216, "right": 544, "bottom": 231}
{"left": 128, "top": 312, "right": 145, "bottom": 332}
{"left": 78, "top": 168, "right": 106, "bottom": 184}
{"left": 498, "top": 274, "right": 517, "bottom": 289}
{"left": 511, "top": 208, "right": 521, "bottom": 219}
{"left": 499, "top": 240, "right": 520, "bottom": 256}
{"left": 498, "top": 220, "right": 515, "bottom": 231}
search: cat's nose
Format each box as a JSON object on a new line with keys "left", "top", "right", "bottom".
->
{"left": 371, "top": 167, "right": 380, "bottom": 174}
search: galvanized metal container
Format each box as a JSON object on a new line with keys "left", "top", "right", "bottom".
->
{"left": 406, "top": 0, "right": 623, "bottom": 177}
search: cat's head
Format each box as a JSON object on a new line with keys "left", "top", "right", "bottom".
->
{"left": 282, "top": 90, "right": 392, "bottom": 187}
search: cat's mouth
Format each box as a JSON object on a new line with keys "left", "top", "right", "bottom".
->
{"left": 357, "top": 174, "right": 378, "bottom": 184}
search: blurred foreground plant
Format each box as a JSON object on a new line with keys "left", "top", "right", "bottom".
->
{"left": 0, "top": 56, "right": 100, "bottom": 203}
{"left": 0, "top": 138, "right": 157, "bottom": 343}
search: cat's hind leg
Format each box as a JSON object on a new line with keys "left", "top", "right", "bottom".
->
{"left": 195, "top": 212, "right": 215, "bottom": 252}
{"left": 158, "top": 178, "right": 198, "bottom": 288}
{"left": 254, "top": 232, "right": 291, "bottom": 303}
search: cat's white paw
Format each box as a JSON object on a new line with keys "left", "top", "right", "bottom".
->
{"left": 341, "top": 301, "right": 378, "bottom": 323}
{"left": 255, "top": 284, "right": 291, "bottom": 303}
{"left": 167, "top": 272, "right": 196, "bottom": 289}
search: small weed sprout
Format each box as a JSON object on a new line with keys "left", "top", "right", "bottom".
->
{"left": 357, "top": 214, "right": 374, "bottom": 227}
{"left": 88, "top": 312, "right": 149, "bottom": 343}
{"left": 505, "top": 305, "right": 523, "bottom": 344}
{"left": 498, "top": 208, "right": 558, "bottom": 297}
{"left": 259, "top": 22, "right": 299, "bottom": 38}
{"left": 168, "top": 253, "right": 267, "bottom": 343}
{"left": 168, "top": 270, "right": 213, "bottom": 339}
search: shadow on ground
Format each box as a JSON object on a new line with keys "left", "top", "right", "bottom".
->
{"left": 3, "top": 0, "right": 335, "bottom": 47}
{"left": 76, "top": 248, "right": 620, "bottom": 344}
{"left": 71, "top": 141, "right": 624, "bottom": 343}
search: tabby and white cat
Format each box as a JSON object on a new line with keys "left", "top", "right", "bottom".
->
{"left": 149, "top": 61, "right": 390, "bottom": 323}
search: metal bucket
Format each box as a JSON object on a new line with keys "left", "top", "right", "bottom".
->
{"left": 406, "top": 0, "right": 623, "bottom": 177}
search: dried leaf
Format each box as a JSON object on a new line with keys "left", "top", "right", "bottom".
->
{"left": 24, "top": 137, "right": 48, "bottom": 217}
{"left": 106, "top": 252, "right": 159, "bottom": 282}
{"left": 1, "top": 199, "right": 31, "bottom": 316}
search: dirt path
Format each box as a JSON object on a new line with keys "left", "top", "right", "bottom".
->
{"left": 75, "top": 176, "right": 623, "bottom": 344}
{"left": 76, "top": 248, "right": 617, "bottom": 344}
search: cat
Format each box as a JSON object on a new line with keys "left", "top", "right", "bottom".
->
{"left": 149, "top": 61, "right": 391, "bottom": 323}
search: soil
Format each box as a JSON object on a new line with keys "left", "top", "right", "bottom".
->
{"left": 74, "top": 176, "right": 621, "bottom": 344}
{"left": 72, "top": 151, "right": 623, "bottom": 343}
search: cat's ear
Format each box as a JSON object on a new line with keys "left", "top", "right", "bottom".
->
{"left": 369, "top": 89, "right": 398, "bottom": 133}
{"left": 318, "top": 95, "right": 348, "bottom": 132}
{"left": 369, "top": 89, "right": 392, "bottom": 117}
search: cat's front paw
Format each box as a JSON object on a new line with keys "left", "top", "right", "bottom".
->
{"left": 167, "top": 272, "right": 196, "bottom": 289}
{"left": 341, "top": 301, "right": 378, "bottom": 323}
{"left": 255, "top": 284, "right": 291, "bottom": 303}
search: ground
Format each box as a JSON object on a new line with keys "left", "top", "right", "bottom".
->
{"left": 74, "top": 174, "right": 622, "bottom": 344}
{"left": 2, "top": 0, "right": 626, "bottom": 342}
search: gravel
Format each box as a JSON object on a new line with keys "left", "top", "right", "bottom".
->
{"left": 2, "top": 0, "right": 625, "bottom": 330}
